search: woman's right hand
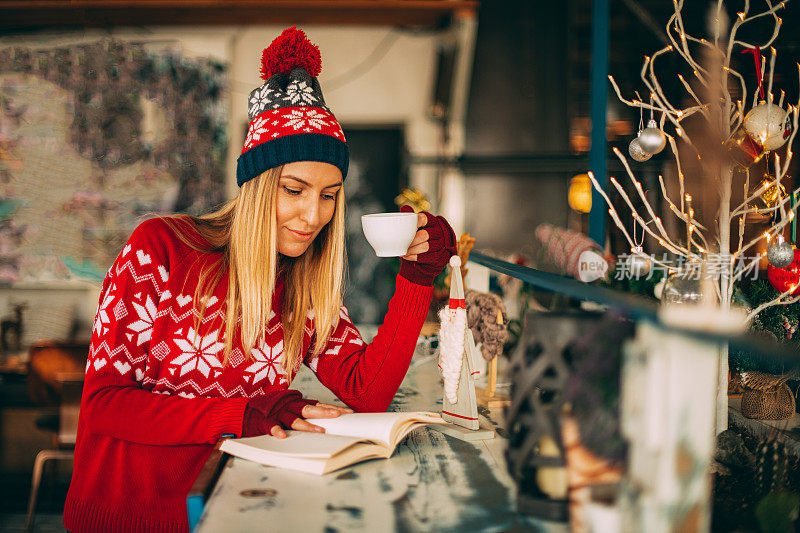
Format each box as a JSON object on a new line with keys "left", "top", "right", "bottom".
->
{"left": 242, "top": 390, "right": 352, "bottom": 438}
{"left": 398, "top": 205, "right": 457, "bottom": 286}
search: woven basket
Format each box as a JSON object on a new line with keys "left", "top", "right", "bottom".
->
{"left": 728, "top": 370, "right": 745, "bottom": 398}
{"left": 740, "top": 371, "right": 795, "bottom": 420}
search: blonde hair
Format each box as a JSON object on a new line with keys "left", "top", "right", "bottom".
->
{"left": 161, "top": 166, "right": 346, "bottom": 372}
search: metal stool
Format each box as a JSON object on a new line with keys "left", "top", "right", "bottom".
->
{"left": 25, "top": 374, "right": 83, "bottom": 532}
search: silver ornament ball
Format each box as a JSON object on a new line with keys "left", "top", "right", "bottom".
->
{"left": 628, "top": 137, "right": 652, "bottom": 162}
{"left": 661, "top": 268, "right": 704, "bottom": 306}
{"left": 638, "top": 119, "right": 667, "bottom": 154}
{"left": 767, "top": 237, "right": 795, "bottom": 269}
{"left": 625, "top": 247, "right": 652, "bottom": 277}
{"left": 654, "top": 278, "right": 666, "bottom": 299}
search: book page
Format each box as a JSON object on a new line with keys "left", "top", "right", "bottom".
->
{"left": 222, "top": 431, "right": 363, "bottom": 459}
{"left": 306, "top": 412, "right": 442, "bottom": 447}
{"left": 221, "top": 435, "right": 391, "bottom": 475}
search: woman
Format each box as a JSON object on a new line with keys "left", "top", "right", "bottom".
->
{"left": 64, "top": 27, "right": 455, "bottom": 533}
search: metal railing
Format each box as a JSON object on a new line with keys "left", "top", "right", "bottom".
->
{"left": 469, "top": 251, "right": 800, "bottom": 368}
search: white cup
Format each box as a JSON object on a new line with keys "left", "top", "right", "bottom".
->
{"left": 361, "top": 212, "right": 418, "bottom": 257}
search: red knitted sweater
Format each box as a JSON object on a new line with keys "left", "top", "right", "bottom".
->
{"left": 63, "top": 218, "right": 432, "bottom": 533}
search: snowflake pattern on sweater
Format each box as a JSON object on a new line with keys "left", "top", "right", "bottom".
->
{"left": 86, "top": 232, "right": 339, "bottom": 398}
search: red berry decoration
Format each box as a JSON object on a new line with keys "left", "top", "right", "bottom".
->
{"left": 260, "top": 26, "right": 322, "bottom": 81}
{"left": 767, "top": 248, "right": 800, "bottom": 295}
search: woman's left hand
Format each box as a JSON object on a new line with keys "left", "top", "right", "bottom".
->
{"left": 282, "top": 403, "right": 353, "bottom": 438}
{"left": 399, "top": 205, "right": 457, "bottom": 286}
{"left": 242, "top": 391, "right": 353, "bottom": 438}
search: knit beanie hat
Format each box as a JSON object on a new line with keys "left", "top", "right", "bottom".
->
{"left": 236, "top": 27, "right": 348, "bottom": 187}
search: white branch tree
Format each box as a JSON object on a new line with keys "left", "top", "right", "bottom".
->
{"left": 590, "top": 0, "right": 800, "bottom": 433}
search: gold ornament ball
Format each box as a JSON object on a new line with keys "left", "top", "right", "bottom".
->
{"left": 757, "top": 176, "right": 787, "bottom": 209}
{"left": 628, "top": 137, "right": 652, "bottom": 162}
{"left": 568, "top": 174, "right": 592, "bottom": 213}
{"left": 394, "top": 188, "right": 431, "bottom": 213}
{"left": 743, "top": 100, "right": 792, "bottom": 151}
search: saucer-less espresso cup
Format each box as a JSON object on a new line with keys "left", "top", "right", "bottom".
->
{"left": 361, "top": 212, "right": 418, "bottom": 257}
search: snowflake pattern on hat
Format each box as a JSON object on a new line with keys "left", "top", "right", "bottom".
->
{"left": 244, "top": 115, "right": 270, "bottom": 148}
{"left": 285, "top": 80, "right": 317, "bottom": 105}
{"left": 248, "top": 86, "right": 275, "bottom": 118}
{"left": 242, "top": 107, "right": 345, "bottom": 152}
{"left": 285, "top": 108, "right": 329, "bottom": 130}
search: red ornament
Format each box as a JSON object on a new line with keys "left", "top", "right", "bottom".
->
{"left": 767, "top": 249, "right": 800, "bottom": 295}
{"left": 260, "top": 26, "right": 322, "bottom": 81}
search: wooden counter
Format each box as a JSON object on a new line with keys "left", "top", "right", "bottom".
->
{"left": 193, "top": 352, "right": 565, "bottom": 532}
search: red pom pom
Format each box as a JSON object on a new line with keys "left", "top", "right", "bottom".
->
{"left": 260, "top": 26, "right": 321, "bottom": 81}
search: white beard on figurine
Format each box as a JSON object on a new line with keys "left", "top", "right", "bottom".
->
{"left": 432, "top": 256, "right": 493, "bottom": 440}
{"left": 438, "top": 288, "right": 467, "bottom": 404}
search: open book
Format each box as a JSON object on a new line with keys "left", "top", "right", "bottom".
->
{"left": 220, "top": 411, "right": 445, "bottom": 475}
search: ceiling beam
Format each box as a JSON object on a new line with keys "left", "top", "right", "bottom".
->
{"left": 0, "top": 1, "right": 479, "bottom": 31}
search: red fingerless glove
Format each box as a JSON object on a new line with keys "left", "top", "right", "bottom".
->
{"left": 399, "top": 205, "right": 457, "bottom": 286}
{"left": 242, "top": 389, "right": 318, "bottom": 437}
